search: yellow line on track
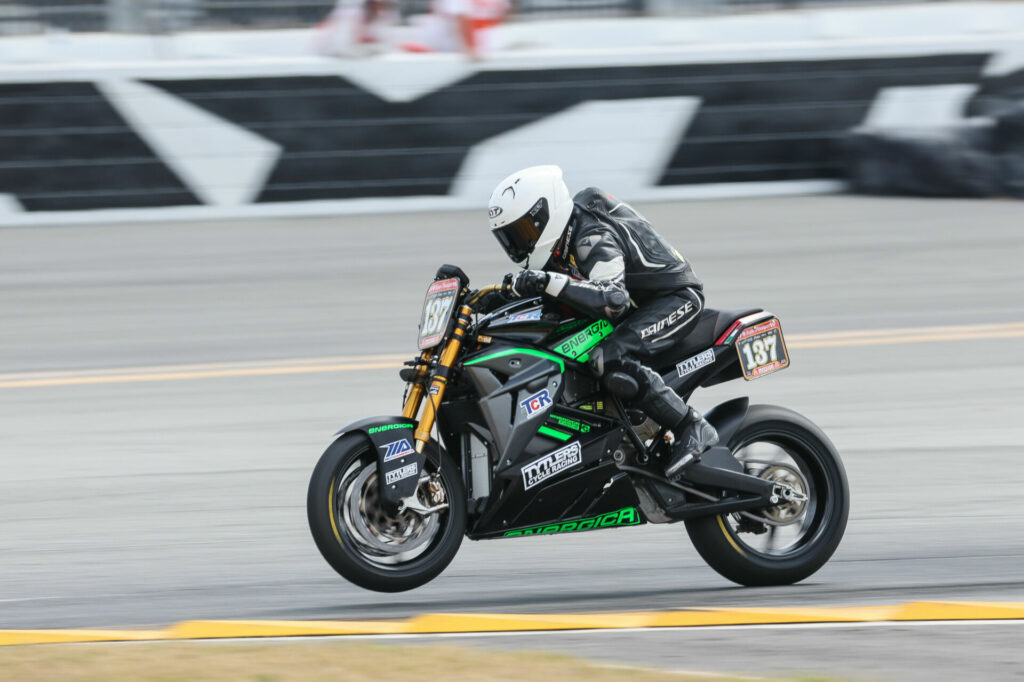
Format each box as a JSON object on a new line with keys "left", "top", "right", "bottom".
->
{"left": 3, "top": 602, "right": 1024, "bottom": 646}
{"left": 1, "top": 321, "right": 1022, "bottom": 390}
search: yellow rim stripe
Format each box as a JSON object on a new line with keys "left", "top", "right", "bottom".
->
{"left": 716, "top": 515, "right": 746, "bottom": 556}
{"left": 5, "top": 602, "right": 1024, "bottom": 646}
{"left": 2, "top": 321, "right": 1023, "bottom": 390}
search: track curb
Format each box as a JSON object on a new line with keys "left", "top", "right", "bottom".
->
{"left": 4, "top": 602, "right": 1024, "bottom": 646}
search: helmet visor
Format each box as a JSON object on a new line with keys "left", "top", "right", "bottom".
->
{"left": 491, "top": 198, "right": 549, "bottom": 263}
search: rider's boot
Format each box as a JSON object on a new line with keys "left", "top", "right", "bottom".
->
{"left": 664, "top": 408, "right": 719, "bottom": 479}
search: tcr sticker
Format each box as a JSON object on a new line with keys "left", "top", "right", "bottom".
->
{"left": 520, "top": 388, "right": 553, "bottom": 419}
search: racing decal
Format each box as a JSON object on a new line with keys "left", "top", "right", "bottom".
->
{"left": 381, "top": 438, "right": 415, "bottom": 462}
{"left": 639, "top": 301, "right": 694, "bottom": 340}
{"left": 519, "top": 388, "right": 553, "bottom": 419}
{"left": 506, "top": 310, "right": 543, "bottom": 323}
{"left": 521, "top": 441, "right": 582, "bottom": 490}
{"left": 503, "top": 507, "right": 640, "bottom": 536}
{"left": 384, "top": 462, "right": 418, "bottom": 485}
{"left": 488, "top": 206, "right": 502, "bottom": 218}
{"left": 548, "top": 414, "right": 591, "bottom": 434}
{"left": 676, "top": 348, "right": 716, "bottom": 377}
{"left": 737, "top": 318, "right": 780, "bottom": 341}
{"left": 367, "top": 423, "right": 414, "bottom": 435}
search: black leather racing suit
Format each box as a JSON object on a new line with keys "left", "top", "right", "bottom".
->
{"left": 540, "top": 187, "right": 704, "bottom": 431}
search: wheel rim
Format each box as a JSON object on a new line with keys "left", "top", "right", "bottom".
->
{"left": 720, "top": 431, "right": 830, "bottom": 558}
{"left": 333, "top": 454, "right": 448, "bottom": 568}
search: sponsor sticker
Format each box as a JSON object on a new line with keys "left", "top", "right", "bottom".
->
{"left": 676, "top": 348, "right": 716, "bottom": 377}
{"left": 381, "top": 438, "right": 415, "bottom": 462}
{"left": 509, "top": 310, "right": 543, "bottom": 322}
{"left": 488, "top": 206, "right": 503, "bottom": 218}
{"left": 384, "top": 462, "right": 418, "bottom": 485}
{"left": 737, "top": 317, "right": 780, "bottom": 341}
{"left": 521, "top": 441, "right": 582, "bottom": 490}
{"left": 520, "top": 388, "right": 553, "bottom": 419}
{"left": 639, "top": 301, "right": 695, "bottom": 340}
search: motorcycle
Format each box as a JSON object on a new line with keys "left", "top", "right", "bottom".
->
{"left": 307, "top": 264, "right": 849, "bottom": 592}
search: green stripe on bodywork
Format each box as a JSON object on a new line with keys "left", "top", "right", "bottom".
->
{"left": 464, "top": 348, "right": 565, "bottom": 373}
{"left": 538, "top": 425, "right": 572, "bottom": 441}
{"left": 552, "top": 319, "right": 614, "bottom": 363}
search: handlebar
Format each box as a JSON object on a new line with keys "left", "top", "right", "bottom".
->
{"left": 465, "top": 283, "right": 511, "bottom": 308}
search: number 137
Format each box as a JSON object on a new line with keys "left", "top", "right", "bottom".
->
{"left": 742, "top": 335, "right": 778, "bottom": 370}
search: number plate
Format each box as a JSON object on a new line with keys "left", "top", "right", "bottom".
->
{"left": 418, "top": 278, "right": 460, "bottom": 350}
{"left": 736, "top": 318, "right": 790, "bottom": 380}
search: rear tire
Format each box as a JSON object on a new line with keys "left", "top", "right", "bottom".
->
{"left": 307, "top": 433, "right": 466, "bottom": 592}
{"left": 684, "top": 405, "right": 849, "bottom": 586}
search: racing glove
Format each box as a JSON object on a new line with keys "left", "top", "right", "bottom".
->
{"left": 505, "top": 269, "right": 549, "bottom": 298}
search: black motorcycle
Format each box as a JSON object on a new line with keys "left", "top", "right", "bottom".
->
{"left": 307, "top": 265, "right": 849, "bottom": 592}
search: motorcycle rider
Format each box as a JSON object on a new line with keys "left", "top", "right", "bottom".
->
{"left": 487, "top": 165, "right": 719, "bottom": 479}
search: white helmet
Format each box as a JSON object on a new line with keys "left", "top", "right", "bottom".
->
{"left": 487, "top": 165, "right": 574, "bottom": 265}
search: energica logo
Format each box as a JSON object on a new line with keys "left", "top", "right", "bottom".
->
{"left": 381, "top": 438, "right": 415, "bottom": 462}
{"left": 368, "top": 423, "right": 413, "bottom": 435}
{"left": 504, "top": 507, "right": 640, "bottom": 536}
{"left": 520, "top": 388, "right": 553, "bottom": 419}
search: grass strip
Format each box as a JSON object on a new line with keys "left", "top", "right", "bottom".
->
{"left": 0, "top": 641, "right": 776, "bottom": 682}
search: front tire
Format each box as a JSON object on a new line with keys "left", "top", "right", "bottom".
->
{"left": 685, "top": 405, "right": 849, "bottom": 586}
{"left": 307, "top": 433, "right": 466, "bottom": 592}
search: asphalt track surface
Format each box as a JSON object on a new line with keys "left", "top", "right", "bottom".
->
{"left": 3, "top": 196, "right": 1024, "bottom": 679}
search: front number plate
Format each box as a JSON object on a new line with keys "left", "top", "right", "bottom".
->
{"left": 418, "top": 278, "right": 460, "bottom": 349}
{"left": 736, "top": 318, "right": 789, "bottom": 380}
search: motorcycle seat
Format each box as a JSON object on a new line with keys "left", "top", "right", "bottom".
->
{"left": 649, "top": 307, "right": 762, "bottom": 373}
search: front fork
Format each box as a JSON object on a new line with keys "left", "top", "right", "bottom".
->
{"left": 401, "top": 304, "right": 474, "bottom": 453}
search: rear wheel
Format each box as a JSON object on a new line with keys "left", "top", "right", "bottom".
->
{"left": 307, "top": 433, "right": 466, "bottom": 592}
{"left": 685, "top": 405, "right": 849, "bottom": 586}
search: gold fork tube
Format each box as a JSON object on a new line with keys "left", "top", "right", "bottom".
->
{"left": 414, "top": 305, "right": 473, "bottom": 451}
{"left": 400, "top": 350, "right": 433, "bottom": 420}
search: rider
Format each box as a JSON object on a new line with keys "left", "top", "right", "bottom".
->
{"left": 487, "top": 165, "right": 718, "bottom": 479}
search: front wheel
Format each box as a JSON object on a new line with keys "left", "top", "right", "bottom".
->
{"left": 307, "top": 433, "right": 466, "bottom": 592}
{"left": 685, "top": 405, "right": 849, "bottom": 586}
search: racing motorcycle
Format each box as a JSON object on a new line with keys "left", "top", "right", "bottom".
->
{"left": 307, "top": 265, "right": 849, "bottom": 592}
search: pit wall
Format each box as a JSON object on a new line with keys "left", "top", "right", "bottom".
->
{"left": 2, "top": 32, "right": 1023, "bottom": 224}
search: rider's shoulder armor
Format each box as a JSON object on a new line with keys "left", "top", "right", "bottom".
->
{"left": 567, "top": 187, "right": 703, "bottom": 300}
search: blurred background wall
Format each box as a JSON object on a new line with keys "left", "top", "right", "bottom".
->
{"left": 0, "top": 0, "right": 956, "bottom": 34}
{"left": 1, "top": 1, "right": 1023, "bottom": 219}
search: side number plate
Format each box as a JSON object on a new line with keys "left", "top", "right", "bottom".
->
{"left": 736, "top": 318, "right": 789, "bottom": 380}
{"left": 418, "top": 278, "right": 460, "bottom": 349}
